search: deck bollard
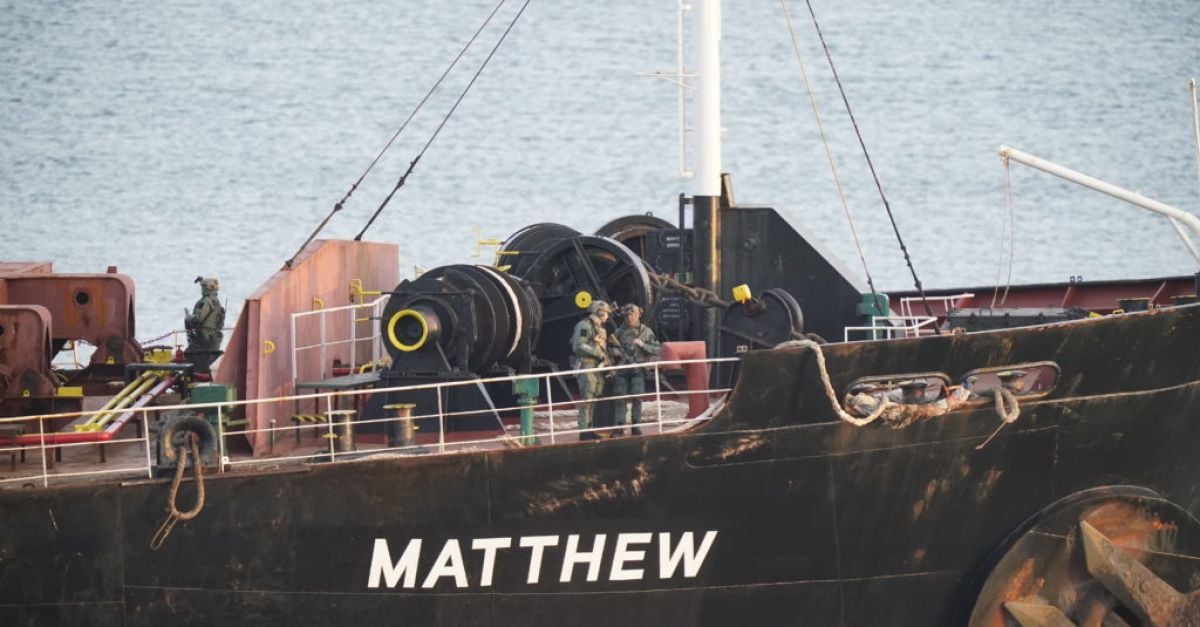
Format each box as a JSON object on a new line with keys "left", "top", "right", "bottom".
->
{"left": 327, "top": 410, "right": 357, "bottom": 453}
{"left": 383, "top": 403, "right": 417, "bottom": 448}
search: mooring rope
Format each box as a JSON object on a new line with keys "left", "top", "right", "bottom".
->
{"left": 283, "top": 0, "right": 512, "bottom": 267}
{"left": 974, "top": 387, "right": 1020, "bottom": 450}
{"left": 991, "top": 155, "right": 1017, "bottom": 309}
{"left": 776, "top": 339, "right": 893, "bottom": 426}
{"left": 802, "top": 0, "right": 938, "bottom": 332}
{"left": 778, "top": 0, "right": 875, "bottom": 295}
{"left": 150, "top": 437, "right": 206, "bottom": 550}
{"left": 354, "top": 0, "right": 533, "bottom": 242}
{"left": 777, "top": 339, "right": 1021, "bottom": 440}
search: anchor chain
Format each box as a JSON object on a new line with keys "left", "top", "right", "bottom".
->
{"left": 647, "top": 272, "right": 729, "bottom": 309}
{"left": 648, "top": 272, "right": 824, "bottom": 343}
{"left": 149, "top": 436, "right": 206, "bottom": 550}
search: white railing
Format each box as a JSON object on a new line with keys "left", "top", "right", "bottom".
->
{"left": 844, "top": 316, "right": 940, "bottom": 342}
{"left": 842, "top": 292, "right": 976, "bottom": 341}
{"left": 898, "top": 292, "right": 974, "bottom": 320}
{"left": 290, "top": 297, "right": 389, "bottom": 385}
{"left": 0, "top": 357, "right": 736, "bottom": 489}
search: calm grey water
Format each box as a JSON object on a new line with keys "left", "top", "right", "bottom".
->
{"left": 3, "top": 0, "right": 1199, "bottom": 337}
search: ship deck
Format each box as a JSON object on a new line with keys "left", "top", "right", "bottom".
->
{"left": 0, "top": 360, "right": 728, "bottom": 490}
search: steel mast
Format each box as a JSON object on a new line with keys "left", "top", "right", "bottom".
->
{"left": 692, "top": 0, "right": 724, "bottom": 348}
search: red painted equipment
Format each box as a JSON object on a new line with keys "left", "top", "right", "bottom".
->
{"left": 0, "top": 305, "right": 57, "bottom": 402}
{"left": 0, "top": 270, "right": 143, "bottom": 367}
{"left": 0, "top": 374, "right": 175, "bottom": 447}
{"left": 216, "top": 239, "right": 399, "bottom": 453}
{"left": 660, "top": 341, "right": 710, "bottom": 418}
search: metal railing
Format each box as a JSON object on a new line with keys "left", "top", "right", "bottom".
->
{"left": 843, "top": 316, "right": 940, "bottom": 342}
{"left": 842, "top": 292, "right": 976, "bottom": 341}
{"left": 138, "top": 326, "right": 237, "bottom": 349}
{"left": 290, "top": 297, "right": 389, "bottom": 385}
{"left": 898, "top": 292, "right": 974, "bottom": 320}
{"left": 0, "top": 357, "right": 736, "bottom": 489}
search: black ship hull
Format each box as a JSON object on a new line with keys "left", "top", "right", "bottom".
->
{"left": 3, "top": 303, "right": 1200, "bottom": 626}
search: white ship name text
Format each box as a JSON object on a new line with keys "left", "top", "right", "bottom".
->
{"left": 367, "top": 531, "right": 719, "bottom": 589}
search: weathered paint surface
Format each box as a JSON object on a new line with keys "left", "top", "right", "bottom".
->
{"left": 214, "top": 239, "right": 398, "bottom": 452}
{"left": 0, "top": 305, "right": 56, "bottom": 401}
{"left": 3, "top": 304, "right": 1200, "bottom": 626}
{"left": 0, "top": 272, "right": 141, "bottom": 366}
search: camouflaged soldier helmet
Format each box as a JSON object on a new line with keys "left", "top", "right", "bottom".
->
{"left": 196, "top": 276, "right": 220, "bottom": 291}
{"left": 621, "top": 303, "right": 642, "bottom": 317}
{"left": 588, "top": 300, "right": 612, "bottom": 315}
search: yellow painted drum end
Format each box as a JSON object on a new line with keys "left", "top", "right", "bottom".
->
{"left": 387, "top": 309, "right": 429, "bottom": 352}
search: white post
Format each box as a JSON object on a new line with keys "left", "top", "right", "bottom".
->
{"left": 676, "top": 0, "right": 691, "bottom": 177}
{"left": 290, "top": 314, "right": 298, "bottom": 386}
{"left": 217, "top": 405, "right": 227, "bottom": 473}
{"left": 38, "top": 416, "right": 48, "bottom": 487}
{"left": 377, "top": 300, "right": 384, "bottom": 367}
{"left": 142, "top": 412, "right": 154, "bottom": 478}
{"left": 1191, "top": 79, "right": 1200, "bottom": 205}
{"left": 349, "top": 307, "right": 357, "bottom": 372}
{"left": 375, "top": 299, "right": 385, "bottom": 368}
{"left": 655, "top": 362, "right": 663, "bottom": 427}
{"left": 693, "top": 0, "right": 722, "bottom": 197}
{"left": 319, "top": 312, "right": 327, "bottom": 380}
{"left": 546, "top": 374, "right": 556, "bottom": 445}
{"left": 999, "top": 145, "right": 1200, "bottom": 266}
{"left": 436, "top": 386, "right": 446, "bottom": 454}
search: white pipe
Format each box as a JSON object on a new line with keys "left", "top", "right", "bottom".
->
{"left": 1191, "top": 79, "right": 1200, "bottom": 205}
{"left": 999, "top": 145, "right": 1200, "bottom": 266}
{"left": 693, "top": 0, "right": 721, "bottom": 196}
{"left": 677, "top": 0, "right": 691, "bottom": 178}
{"left": 1168, "top": 217, "right": 1200, "bottom": 261}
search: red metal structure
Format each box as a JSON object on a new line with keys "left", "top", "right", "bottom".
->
{"left": 895, "top": 275, "right": 1197, "bottom": 320}
{"left": 0, "top": 269, "right": 143, "bottom": 367}
{"left": 216, "top": 239, "right": 399, "bottom": 453}
{"left": 0, "top": 305, "right": 57, "bottom": 404}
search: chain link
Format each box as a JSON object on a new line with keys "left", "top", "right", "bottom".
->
{"left": 647, "top": 272, "right": 730, "bottom": 309}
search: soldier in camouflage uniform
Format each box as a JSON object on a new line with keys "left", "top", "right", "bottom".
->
{"left": 613, "top": 304, "right": 660, "bottom": 436}
{"left": 570, "top": 300, "right": 612, "bottom": 440}
{"left": 184, "top": 277, "right": 226, "bottom": 372}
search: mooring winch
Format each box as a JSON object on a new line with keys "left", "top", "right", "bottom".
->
{"left": 380, "top": 264, "right": 542, "bottom": 376}
{"left": 508, "top": 234, "right": 654, "bottom": 370}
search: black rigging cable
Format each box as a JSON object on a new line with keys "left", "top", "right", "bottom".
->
{"left": 778, "top": 0, "right": 876, "bottom": 296}
{"left": 803, "top": 0, "right": 940, "bottom": 331}
{"left": 283, "top": 0, "right": 512, "bottom": 267}
{"left": 354, "top": 0, "right": 532, "bottom": 242}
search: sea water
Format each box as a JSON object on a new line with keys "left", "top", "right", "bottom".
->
{"left": 2, "top": 0, "right": 1198, "bottom": 336}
